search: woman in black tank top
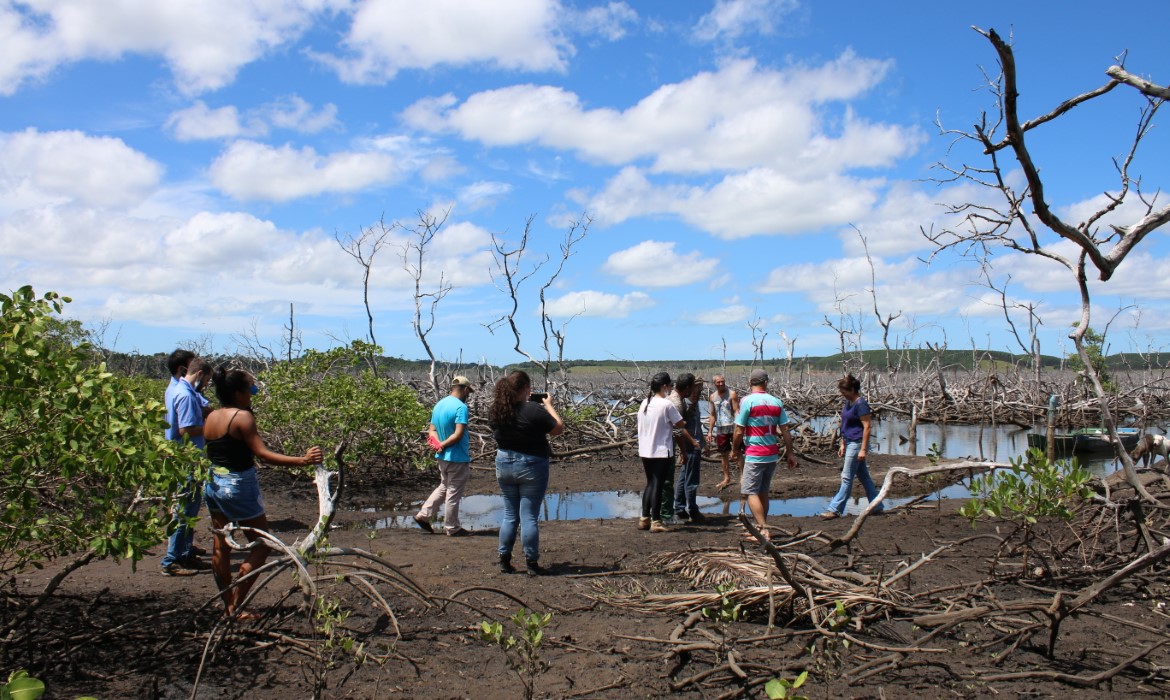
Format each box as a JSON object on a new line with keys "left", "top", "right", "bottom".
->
{"left": 204, "top": 366, "right": 322, "bottom": 619}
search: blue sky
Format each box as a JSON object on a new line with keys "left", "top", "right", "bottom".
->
{"left": 2, "top": 0, "right": 1168, "bottom": 364}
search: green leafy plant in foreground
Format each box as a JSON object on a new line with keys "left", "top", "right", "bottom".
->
{"left": 1, "top": 670, "right": 44, "bottom": 700}
{"left": 702, "top": 582, "right": 744, "bottom": 626}
{"left": 961, "top": 449, "right": 1091, "bottom": 525}
{"left": 765, "top": 670, "right": 809, "bottom": 700}
{"left": 0, "top": 670, "right": 98, "bottom": 700}
{"left": 0, "top": 287, "right": 193, "bottom": 580}
{"left": 478, "top": 609, "right": 552, "bottom": 700}
{"left": 961, "top": 448, "right": 1092, "bottom": 576}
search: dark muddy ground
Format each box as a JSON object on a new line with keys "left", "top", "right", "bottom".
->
{"left": 6, "top": 451, "right": 1170, "bottom": 699}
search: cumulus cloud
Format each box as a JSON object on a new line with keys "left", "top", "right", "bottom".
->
{"left": 693, "top": 0, "right": 800, "bottom": 42}
{"left": 694, "top": 304, "right": 752, "bottom": 325}
{"left": 208, "top": 141, "right": 399, "bottom": 202}
{"left": 603, "top": 240, "right": 718, "bottom": 286}
{"left": 458, "top": 181, "right": 513, "bottom": 210}
{"left": 544, "top": 290, "right": 655, "bottom": 318}
{"left": 167, "top": 96, "right": 339, "bottom": 142}
{"left": 0, "top": 128, "right": 162, "bottom": 209}
{"left": 404, "top": 55, "right": 914, "bottom": 176}
{"left": 166, "top": 102, "right": 245, "bottom": 141}
{"left": 587, "top": 166, "right": 878, "bottom": 239}
{"left": 565, "top": 2, "right": 639, "bottom": 41}
{"left": 759, "top": 255, "right": 965, "bottom": 319}
{"left": 0, "top": 0, "right": 343, "bottom": 96}
{"left": 315, "top": 0, "right": 570, "bottom": 83}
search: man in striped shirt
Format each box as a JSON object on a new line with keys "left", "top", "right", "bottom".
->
{"left": 732, "top": 369, "right": 797, "bottom": 540}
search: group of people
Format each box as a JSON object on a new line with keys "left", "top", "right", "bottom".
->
{"left": 165, "top": 351, "right": 883, "bottom": 604}
{"left": 163, "top": 350, "right": 320, "bottom": 618}
{"left": 411, "top": 367, "right": 883, "bottom": 568}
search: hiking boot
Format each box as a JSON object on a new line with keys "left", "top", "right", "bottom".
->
{"left": 650, "top": 520, "right": 669, "bottom": 533}
{"left": 498, "top": 555, "right": 515, "bottom": 574}
{"left": 189, "top": 544, "right": 208, "bottom": 557}
{"left": 160, "top": 561, "right": 199, "bottom": 577}
{"left": 526, "top": 560, "right": 550, "bottom": 577}
{"left": 637, "top": 517, "right": 651, "bottom": 531}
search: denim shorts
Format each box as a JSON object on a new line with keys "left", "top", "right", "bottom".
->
{"left": 204, "top": 466, "right": 265, "bottom": 522}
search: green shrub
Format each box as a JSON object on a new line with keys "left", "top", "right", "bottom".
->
{"left": 0, "top": 287, "right": 192, "bottom": 574}
{"left": 254, "top": 341, "right": 429, "bottom": 474}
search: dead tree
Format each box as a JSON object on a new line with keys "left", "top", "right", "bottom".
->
{"left": 855, "top": 226, "right": 902, "bottom": 373}
{"left": 925, "top": 27, "right": 1167, "bottom": 501}
{"left": 401, "top": 208, "right": 452, "bottom": 401}
{"left": 335, "top": 217, "right": 395, "bottom": 371}
{"left": 484, "top": 214, "right": 590, "bottom": 390}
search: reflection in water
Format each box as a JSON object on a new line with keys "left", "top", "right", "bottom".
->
{"left": 365, "top": 485, "right": 970, "bottom": 532}
{"left": 362, "top": 416, "right": 1139, "bottom": 532}
{"left": 869, "top": 416, "right": 1127, "bottom": 477}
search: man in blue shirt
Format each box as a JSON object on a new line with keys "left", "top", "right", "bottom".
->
{"left": 161, "top": 354, "right": 212, "bottom": 576}
{"left": 414, "top": 376, "right": 474, "bottom": 536}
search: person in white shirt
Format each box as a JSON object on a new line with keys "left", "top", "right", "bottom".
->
{"left": 637, "top": 372, "right": 697, "bottom": 532}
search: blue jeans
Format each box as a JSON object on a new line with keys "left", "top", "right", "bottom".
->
{"left": 827, "top": 439, "right": 882, "bottom": 516}
{"left": 161, "top": 475, "right": 203, "bottom": 567}
{"left": 674, "top": 445, "right": 702, "bottom": 516}
{"left": 496, "top": 449, "right": 549, "bottom": 563}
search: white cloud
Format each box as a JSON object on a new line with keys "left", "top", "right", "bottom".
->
{"left": 167, "top": 96, "right": 340, "bottom": 142}
{"left": 262, "top": 95, "right": 340, "bottom": 134}
{"left": 0, "top": 0, "right": 343, "bottom": 96}
{"left": 208, "top": 140, "right": 399, "bottom": 202}
{"left": 545, "top": 290, "right": 654, "bottom": 318}
{"left": 603, "top": 240, "right": 718, "bottom": 287}
{"left": 587, "top": 166, "right": 878, "bottom": 239}
{"left": 693, "top": 0, "right": 800, "bottom": 42}
{"left": 316, "top": 0, "right": 570, "bottom": 84}
{"left": 458, "top": 181, "right": 513, "bottom": 210}
{"left": 759, "top": 255, "right": 965, "bottom": 319}
{"left": 0, "top": 128, "right": 162, "bottom": 209}
{"left": 166, "top": 101, "right": 245, "bottom": 141}
{"left": 405, "top": 55, "right": 915, "bottom": 176}
{"left": 695, "top": 304, "right": 752, "bottom": 325}
{"left": 565, "top": 2, "right": 638, "bottom": 41}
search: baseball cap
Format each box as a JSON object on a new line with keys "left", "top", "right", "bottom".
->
{"left": 749, "top": 369, "right": 769, "bottom": 384}
{"left": 451, "top": 376, "right": 474, "bottom": 391}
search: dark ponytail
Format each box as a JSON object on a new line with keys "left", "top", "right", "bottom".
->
{"left": 213, "top": 364, "right": 253, "bottom": 407}
{"left": 644, "top": 372, "right": 672, "bottom": 413}
{"left": 837, "top": 373, "right": 862, "bottom": 394}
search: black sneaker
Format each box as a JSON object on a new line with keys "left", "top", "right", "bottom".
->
{"left": 688, "top": 511, "right": 707, "bottom": 523}
{"left": 675, "top": 511, "right": 691, "bottom": 524}
{"left": 160, "top": 561, "right": 198, "bottom": 577}
{"left": 447, "top": 527, "right": 471, "bottom": 537}
{"left": 189, "top": 544, "right": 208, "bottom": 557}
{"left": 499, "top": 555, "right": 515, "bottom": 574}
{"left": 412, "top": 515, "right": 433, "bottom": 533}
{"left": 525, "top": 560, "right": 550, "bottom": 577}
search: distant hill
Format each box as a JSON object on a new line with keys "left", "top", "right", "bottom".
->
{"left": 101, "top": 347, "right": 1168, "bottom": 378}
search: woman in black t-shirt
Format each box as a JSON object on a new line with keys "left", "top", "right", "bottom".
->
{"left": 488, "top": 370, "right": 564, "bottom": 576}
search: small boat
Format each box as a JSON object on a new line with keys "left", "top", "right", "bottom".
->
{"left": 1026, "top": 427, "right": 1141, "bottom": 454}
